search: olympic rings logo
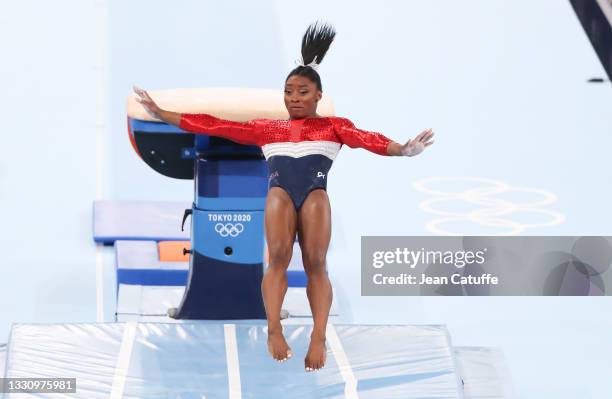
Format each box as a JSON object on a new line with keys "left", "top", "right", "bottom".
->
{"left": 214, "top": 223, "right": 245, "bottom": 237}
{"left": 413, "top": 176, "right": 566, "bottom": 236}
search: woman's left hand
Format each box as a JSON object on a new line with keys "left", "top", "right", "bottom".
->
{"left": 400, "top": 128, "right": 434, "bottom": 156}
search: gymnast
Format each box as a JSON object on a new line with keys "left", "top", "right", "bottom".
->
{"left": 133, "top": 21, "right": 434, "bottom": 372}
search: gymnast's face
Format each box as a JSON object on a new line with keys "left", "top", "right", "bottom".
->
{"left": 284, "top": 75, "right": 322, "bottom": 119}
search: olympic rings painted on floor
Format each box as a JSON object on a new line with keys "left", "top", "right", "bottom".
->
{"left": 413, "top": 176, "right": 565, "bottom": 235}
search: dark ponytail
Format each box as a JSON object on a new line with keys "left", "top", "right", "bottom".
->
{"left": 285, "top": 21, "right": 336, "bottom": 91}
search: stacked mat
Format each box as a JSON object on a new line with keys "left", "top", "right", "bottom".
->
{"left": 93, "top": 201, "right": 191, "bottom": 244}
{"left": 93, "top": 200, "right": 328, "bottom": 321}
{"left": 0, "top": 323, "right": 517, "bottom": 398}
{"left": 2, "top": 323, "right": 463, "bottom": 398}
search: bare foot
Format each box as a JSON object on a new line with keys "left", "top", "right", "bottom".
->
{"left": 267, "top": 330, "right": 293, "bottom": 362}
{"left": 305, "top": 336, "right": 327, "bottom": 371}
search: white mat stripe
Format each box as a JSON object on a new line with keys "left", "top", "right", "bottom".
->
{"left": 327, "top": 324, "right": 359, "bottom": 398}
{"left": 224, "top": 324, "right": 242, "bottom": 399}
{"left": 110, "top": 321, "right": 138, "bottom": 399}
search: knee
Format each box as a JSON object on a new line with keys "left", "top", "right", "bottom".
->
{"left": 268, "top": 242, "right": 293, "bottom": 268}
{"left": 302, "top": 249, "right": 327, "bottom": 276}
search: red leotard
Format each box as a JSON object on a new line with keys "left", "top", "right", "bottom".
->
{"left": 179, "top": 114, "right": 392, "bottom": 210}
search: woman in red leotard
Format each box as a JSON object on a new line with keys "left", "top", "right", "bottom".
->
{"left": 134, "top": 21, "right": 434, "bottom": 372}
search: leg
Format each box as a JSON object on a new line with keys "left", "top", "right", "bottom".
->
{"left": 297, "top": 189, "right": 332, "bottom": 371}
{"left": 262, "top": 187, "right": 297, "bottom": 361}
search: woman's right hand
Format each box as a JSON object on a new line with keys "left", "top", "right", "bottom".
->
{"left": 133, "top": 85, "right": 163, "bottom": 119}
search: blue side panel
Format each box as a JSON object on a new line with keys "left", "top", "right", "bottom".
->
{"left": 130, "top": 119, "right": 186, "bottom": 133}
{"left": 193, "top": 209, "right": 264, "bottom": 265}
{"left": 196, "top": 159, "right": 269, "bottom": 201}
{"left": 115, "top": 269, "right": 297, "bottom": 288}
{"left": 116, "top": 268, "right": 301, "bottom": 287}
{"left": 94, "top": 235, "right": 188, "bottom": 244}
{"left": 116, "top": 269, "right": 188, "bottom": 286}
{"left": 196, "top": 197, "right": 266, "bottom": 211}
{"left": 287, "top": 271, "right": 307, "bottom": 287}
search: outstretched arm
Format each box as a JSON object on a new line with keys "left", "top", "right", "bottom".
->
{"left": 178, "top": 113, "right": 261, "bottom": 146}
{"left": 333, "top": 117, "right": 434, "bottom": 156}
{"left": 133, "top": 86, "right": 261, "bottom": 146}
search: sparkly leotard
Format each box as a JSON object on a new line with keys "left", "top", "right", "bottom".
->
{"left": 179, "top": 114, "right": 392, "bottom": 210}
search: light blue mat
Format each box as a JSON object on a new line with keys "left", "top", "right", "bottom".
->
{"left": 115, "top": 240, "right": 188, "bottom": 287}
{"left": 3, "top": 323, "right": 463, "bottom": 398}
{"left": 455, "top": 347, "right": 516, "bottom": 398}
{"left": 93, "top": 201, "right": 190, "bottom": 244}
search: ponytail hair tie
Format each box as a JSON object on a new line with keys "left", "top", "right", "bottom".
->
{"left": 294, "top": 55, "right": 320, "bottom": 71}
